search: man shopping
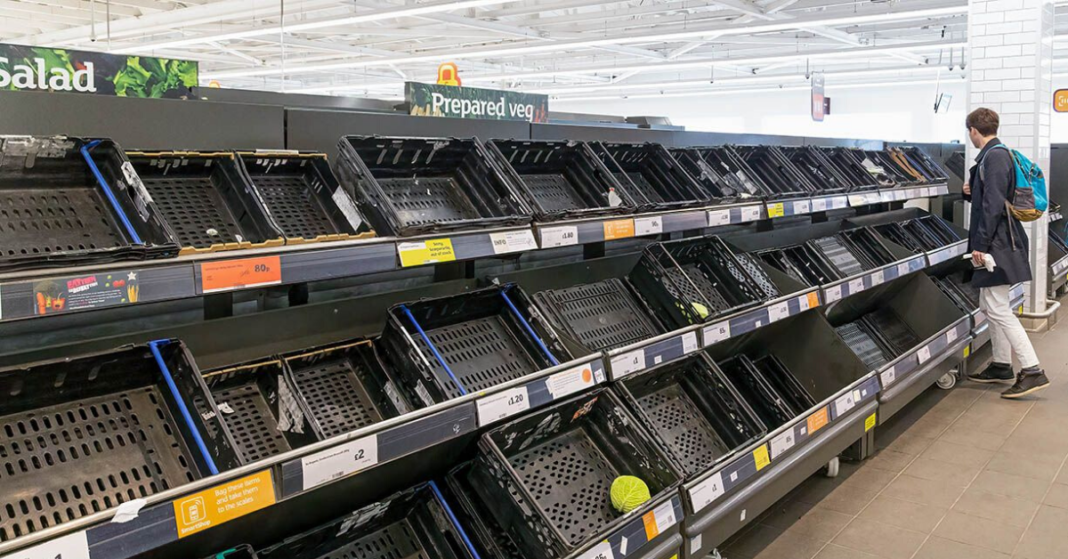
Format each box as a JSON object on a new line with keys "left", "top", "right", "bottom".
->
{"left": 963, "top": 107, "right": 1048, "bottom": 398}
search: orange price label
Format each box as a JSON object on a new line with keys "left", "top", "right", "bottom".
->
{"left": 806, "top": 292, "right": 820, "bottom": 309}
{"left": 603, "top": 219, "right": 635, "bottom": 241}
{"left": 807, "top": 407, "right": 829, "bottom": 435}
{"left": 201, "top": 256, "right": 282, "bottom": 293}
{"left": 173, "top": 470, "right": 276, "bottom": 539}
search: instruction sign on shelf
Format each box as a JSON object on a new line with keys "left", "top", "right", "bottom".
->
{"left": 397, "top": 239, "right": 457, "bottom": 267}
{"left": 201, "top": 256, "right": 281, "bottom": 293}
{"left": 173, "top": 470, "right": 275, "bottom": 539}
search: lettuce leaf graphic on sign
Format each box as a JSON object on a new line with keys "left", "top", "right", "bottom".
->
{"left": 0, "top": 43, "right": 197, "bottom": 98}
{"left": 406, "top": 81, "right": 548, "bottom": 123}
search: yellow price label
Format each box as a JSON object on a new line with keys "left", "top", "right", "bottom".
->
{"left": 753, "top": 444, "right": 771, "bottom": 471}
{"left": 806, "top": 292, "right": 820, "bottom": 309}
{"left": 767, "top": 203, "right": 785, "bottom": 218}
{"left": 865, "top": 413, "right": 877, "bottom": 432}
{"left": 398, "top": 238, "right": 456, "bottom": 267}
{"left": 963, "top": 345, "right": 971, "bottom": 358}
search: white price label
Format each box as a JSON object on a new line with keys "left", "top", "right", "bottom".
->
{"left": 652, "top": 500, "right": 678, "bottom": 532}
{"left": 708, "top": 209, "right": 731, "bottom": 227}
{"left": 916, "top": 346, "right": 932, "bottom": 364}
{"left": 811, "top": 198, "right": 828, "bottom": 212}
{"left": 547, "top": 363, "right": 601, "bottom": 398}
{"left": 881, "top": 367, "right": 897, "bottom": 386}
{"left": 770, "top": 429, "right": 796, "bottom": 459}
{"left": 690, "top": 472, "right": 725, "bottom": 512}
{"left": 871, "top": 270, "right": 884, "bottom": 286}
{"left": 768, "top": 301, "right": 789, "bottom": 322}
{"left": 703, "top": 321, "right": 731, "bottom": 346}
{"left": 741, "top": 206, "right": 762, "bottom": 222}
{"left": 634, "top": 216, "right": 663, "bottom": 236}
{"left": 880, "top": 191, "right": 895, "bottom": 203}
{"left": 799, "top": 294, "right": 811, "bottom": 311}
{"left": 848, "top": 278, "right": 865, "bottom": 295}
{"left": 681, "top": 331, "right": 699, "bottom": 354}
{"left": 301, "top": 434, "right": 379, "bottom": 490}
{"left": 825, "top": 284, "right": 843, "bottom": 303}
{"left": 946, "top": 327, "right": 958, "bottom": 344}
{"left": 898, "top": 262, "right": 910, "bottom": 277}
{"left": 490, "top": 230, "right": 538, "bottom": 254}
{"left": 6, "top": 531, "right": 90, "bottom": 559}
{"left": 540, "top": 226, "right": 578, "bottom": 248}
{"left": 835, "top": 392, "right": 856, "bottom": 415}
{"left": 477, "top": 386, "right": 530, "bottom": 425}
{"left": 832, "top": 197, "right": 848, "bottom": 209}
{"left": 869, "top": 193, "right": 882, "bottom": 204}
{"left": 578, "top": 542, "right": 615, "bottom": 559}
{"left": 848, "top": 195, "right": 866, "bottom": 207}
{"left": 611, "top": 349, "right": 646, "bottom": 378}
{"left": 794, "top": 200, "right": 811, "bottom": 214}
{"left": 895, "top": 190, "right": 908, "bottom": 201}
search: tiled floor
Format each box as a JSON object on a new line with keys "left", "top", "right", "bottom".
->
{"left": 719, "top": 319, "right": 1068, "bottom": 559}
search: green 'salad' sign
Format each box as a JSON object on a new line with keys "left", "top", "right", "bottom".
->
{"left": 406, "top": 82, "right": 549, "bottom": 123}
{"left": 0, "top": 43, "right": 198, "bottom": 99}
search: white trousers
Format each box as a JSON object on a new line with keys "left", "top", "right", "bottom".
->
{"left": 980, "top": 285, "right": 1040, "bottom": 369}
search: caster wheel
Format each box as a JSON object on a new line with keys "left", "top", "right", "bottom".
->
{"left": 825, "top": 457, "right": 840, "bottom": 478}
{"left": 937, "top": 372, "right": 957, "bottom": 390}
{"left": 708, "top": 550, "right": 723, "bottom": 559}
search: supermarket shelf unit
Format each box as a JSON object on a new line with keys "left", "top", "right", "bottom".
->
{"left": 0, "top": 183, "right": 946, "bottom": 324}
{"left": 0, "top": 207, "right": 979, "bottom": 559}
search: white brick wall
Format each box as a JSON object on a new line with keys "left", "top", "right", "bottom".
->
{"left": 967, "top": 0, "right": 1055, "bottom": 312}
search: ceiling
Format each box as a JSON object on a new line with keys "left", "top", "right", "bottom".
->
{"left": 1, "top": 0, "right": 1065, "bottom": 103}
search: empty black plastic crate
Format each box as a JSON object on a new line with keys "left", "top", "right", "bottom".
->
{"left": 752, "top": 354, "right": 817, "bottom": 416}
{"left": 381, "top": 284, "right": 567, "bottom": 407}
{"left": 488, "top": 139, "right": 637, "bottom": 220}
{"left": 734, "top": 145, "right": 814, "bottom": 197}
{"left": 615, "top": 354, "right": 765, "bottom": 476}
{"left": 671, "top": 147, "right": 765, "bottom": 200}
{"left": 200, "top": 359, "right": 318, "bottom": 464}
{"left": 895, "top": 147, "right": 948, "bottom": 183}
{"left": 594, "top": 141, "right": 712, "bottom": 209}
{"left": 256, "top": 483, "right": 476, "bottom": 559}
{"left": 863, "top": 307, "right": 921, "bottom": 356}
{"left": 533, "top": 278, "right": 661, "bottom": 354}
{"left": 0, "top": 340, "right": 239, "bottom": 542}
{"left": 445, "top": 461, "right": 525, "bottom": 559}
{"left": 873, "top": 222, "right": 927, "bottom": 253}
{"left": 778, "top": 146, "right": 851, "bottom": 194}
{"left": 127, "top": 151, "right": 285, "bottom": 254}
{"left": 717, "top": 355, "right": 799, "bottom": 430}
{"left": 336, "top": 136, "right": 531, "bottom": 236}
{"left": 835, "top": 321, "right": 892, "bottom": 371}
{"left": 820, "top": 147, "right": 880, "bottom": 191}
{"left": 692, "top": 146, "right": 773, "bottom": 198}
{"left": 756, "top": 244, "right": 841, "bottom": 287}
{"left": 0, "top": 136, "right": 179, "bottom": 272}
{"left": 470, "top": 389, "right": 681, "bottom": 559}
{"left": 237, "top": 151, "right": 370, "bottom": 243}
{"left": 810, "top": 235, "right": 868, "bottom": 277}
{"left": 282, "top": 339, "right": 409, "bottom": 441}
{"left": 935, "top": 272, "right": 980, "bottom": 311}
{"left": 630, "top": 236, "right": 773, "bottom": 329}
{"left": 850, "top": 150, "right": 911, "bottom": 187}
{"left": 838, "top": 226, "right": 898, "bottom": 268}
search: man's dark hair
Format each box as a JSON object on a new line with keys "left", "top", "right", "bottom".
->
{"left": 966, "top": 107, "right": 1000, "bottom": 136}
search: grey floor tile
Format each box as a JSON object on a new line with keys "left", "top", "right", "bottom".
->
{"left": 985, "top": 450, "right": 1063, "bottom": 482}
{"left": 1014, "top": 505, "right": 1068, "bottom": 558}
{"left": 970, "top": 469, "right": 1051, "bottom": 503}
{"left": 882, "top": 432, "right": 937, "bottom": 456}
{"left": 857, "top": 495, "right": 947, "bottom": 534}
{"left": 913, "top": 536, "right": 1010, "bottom": 559}
{"left": 882, "top": 473, "right": 967, "bottom": 508}
{"left": 933, "top": 510, "right": 1025, "bottom": 554}
{"left": 952, "top": 487, "right": 1041, "bottom": 528}
{"left": 1042, "top": 480, "right": 1068, "bottom": 509}
{"left": 811, "top": 544, "right": 882, "bottom": 559}
{"left": 831, "top": 518, "right": 926, "bottom": 559}
{"left": 938, "top": 421, "right": 1008, "bottom": 451}
{"left": 864, "top": 449, "right": 915, "bottom": 474}
{"left": 901, "top": 456, "right": 980, "bottom": 487}
{"left": 920, "top": 438, "right": 996, "bottom": 468}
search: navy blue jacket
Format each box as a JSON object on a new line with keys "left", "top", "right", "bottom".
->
{"left": 964, "top": 138, "right": 1031, "bottom": 287}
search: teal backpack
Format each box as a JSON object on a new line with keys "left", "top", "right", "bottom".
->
{"left": 987, "top": 144, "right": 1047, "bottom": 221}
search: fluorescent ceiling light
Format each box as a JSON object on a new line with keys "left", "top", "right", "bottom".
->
{"left": 202, "top": 5, "right": 967, "bottom": 80}
{"left": 554, "top": 78, "right": 959, "bottom": 103}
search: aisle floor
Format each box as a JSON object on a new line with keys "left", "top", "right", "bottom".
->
{"left": 720, "top": 319, "right": 1068, "bottom": 559}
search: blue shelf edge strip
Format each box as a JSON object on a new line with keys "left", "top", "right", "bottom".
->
{"left": 399, "top": 304, "right": 468, "bottom": 396}
{"left": 149, "top": 339, "right": 219, "bottom": 475}
{"left": 80, "top": 140, "right": 143, "bottom": 245}
{"left": 429, "top": 480, "right": 483, "bottom": 559}
{"left": 500, "top": 286, "right": 560, "bottom": 367}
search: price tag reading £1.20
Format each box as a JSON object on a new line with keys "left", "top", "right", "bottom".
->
{"left": 477, "top": 386, "right": 530, "bottom": 425}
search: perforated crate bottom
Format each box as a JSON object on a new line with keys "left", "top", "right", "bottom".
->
{"left": 535, "top": 279, "right": 659, "bottom": 352}
{"left": 813, "top": 237, "right": 865, "bottom": 277}
{"left": 636, "top": 384, "right": 729, "bottom": 476}
{"left": 252, "top": 175, "right": 337, "bottom": 240}
{"left": 289, "top": 357, "right": 385, "bottom": 440}
{"left": 210, "top": 382, "right": 291, "bottom": 464}
{"left": 1, "top": 186, "right": 125, "bottom": 258}
{"left": 418, "top": 315, "right": 541, "bottom": 400}
{"left": 0, "top": 387, "right": 197, "bottom": 542}
{"left": 864, "top": 308, "right": 920, "bottom": 356}
{"left": 521, "top": 174, "right": 585, "bottom": 212}
{"left": 319, "top": 519, "right": 429, "bottom": 559}
{"left": 509, "top": 429, "right": 619, "bottom": 545}
{"left": 836, "top": 322, "right": 890, "bottom": 371}
{"left": 377, "top": 176, "right": 480, "bottom": 228}
{"left": 665, "top": 266, "right": 732, "bottom": 315}
{"left": 615, "top": 172, "right": 665, "bottom": 204}
{"left": 141, "top": 176, "right": 245, "bottom": 248}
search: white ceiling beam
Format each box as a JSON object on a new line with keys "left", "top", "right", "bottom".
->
{"left": 207, "top": 41, "right": 264, "bottom": 66}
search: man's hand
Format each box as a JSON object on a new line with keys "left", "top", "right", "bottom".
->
{"left": 963, "top": 182, "right": 971, "bottom": 195}
{"left": 972, "top": 250, "right": 986, "bottom": 266}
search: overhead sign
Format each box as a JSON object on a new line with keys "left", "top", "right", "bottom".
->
{"left": 811, "top": 72, "right": 825, "bottom": 122}
{"left": 0, "top": 42, "right": 198, "bottom": 99}
{"left": 406, "top": 81, "right": 549, "bottom": 123}
{"left": 1055, "top": 89, "right": 1068, "bottom": 113}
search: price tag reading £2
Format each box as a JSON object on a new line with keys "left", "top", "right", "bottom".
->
{"left": 477, "top": 386, "right": 530, "bottom": 425}
{"left": 301, "top": 434, "right": 379, "bottom": 490}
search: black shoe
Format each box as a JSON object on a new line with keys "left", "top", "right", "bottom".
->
{"left": 1002, "top": 371, "right": 1050, "bottom": 399}
{"left": 969, "top": 362, "right": 1015, "bottom": 383}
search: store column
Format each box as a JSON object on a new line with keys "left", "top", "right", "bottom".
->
{"left": 967, "top": 0, "right": 1055, "bottom": 323}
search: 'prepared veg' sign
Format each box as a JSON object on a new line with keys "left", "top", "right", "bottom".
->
{"left": 406, "top": 81, "right": 548, "bottom": 123}
{"left": 0, "top": 42, "right": 197, "bottom": 99}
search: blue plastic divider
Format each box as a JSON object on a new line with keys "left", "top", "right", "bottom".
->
{"left": 80, "top": 140, "right": 144, "bottom": 245}
{"left": 149, "top": 339, "right": 219, "bottom": 475}
{"left": 399, "top": 304, "right": 468, "bottom": 396}
{"left": 500, "top": 286, "right": 560, "bottom": 366}
{"left": 428, "top": 480, "right": 482, "bottom": 559}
